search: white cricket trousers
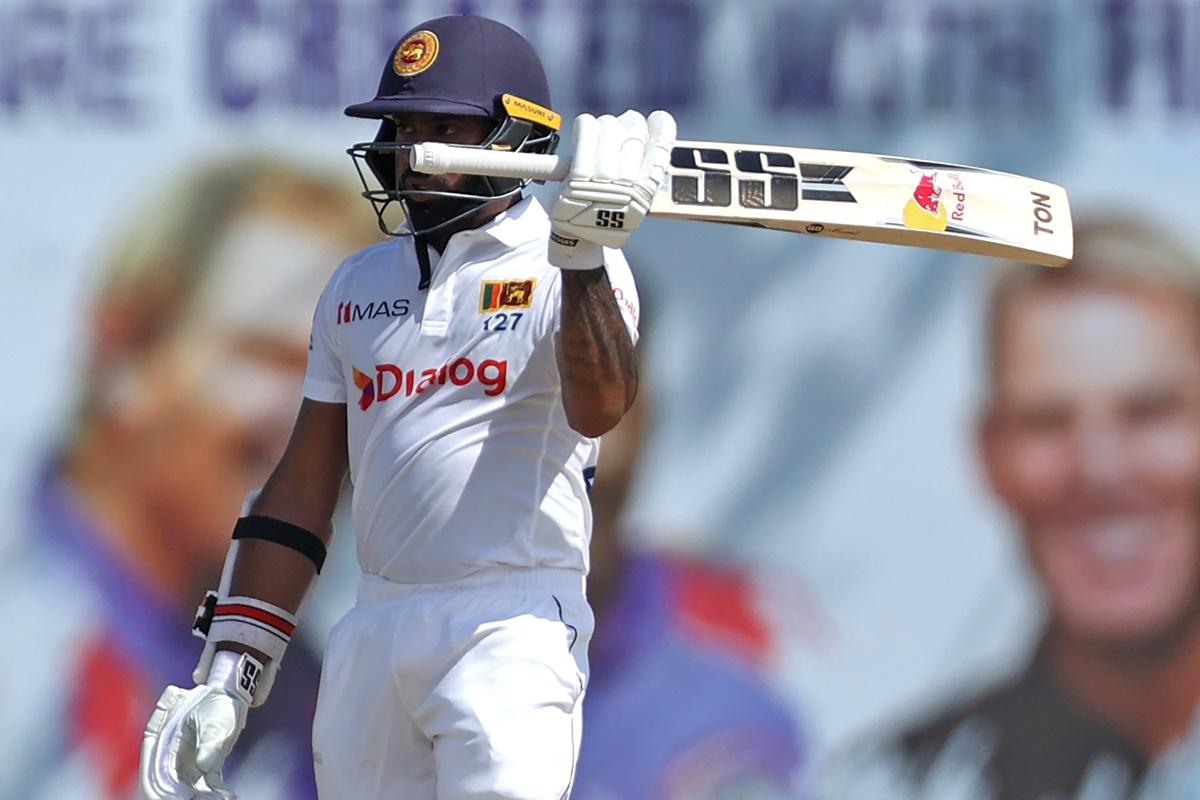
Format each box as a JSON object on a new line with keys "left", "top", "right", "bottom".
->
{"left": 311, "top": 567, "right": 593, "bottom": 800}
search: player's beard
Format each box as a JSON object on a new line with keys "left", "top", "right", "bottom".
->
{"left": 400, "top": 172, "right": 495, "bottom": 235}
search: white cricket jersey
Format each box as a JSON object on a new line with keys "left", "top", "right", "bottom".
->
{"left": 302, "top": 196, "right": 639, "bottom": 584}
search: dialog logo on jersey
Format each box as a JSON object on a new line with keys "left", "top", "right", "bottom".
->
{"left": 353, "top": 367, "right": 376, "bottom": 411}
{"left": 902, "top": 171, "right": 949, "bottom": 232}
{"left": 353, "top": 358, "right": 509, "bottom": 411}
{"left": 480, "top": 279, "right": 535, "bottom": 312}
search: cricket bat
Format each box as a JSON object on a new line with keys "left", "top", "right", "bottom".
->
{"left": 410, "top": 141, "right": 1073, "bottom": 267}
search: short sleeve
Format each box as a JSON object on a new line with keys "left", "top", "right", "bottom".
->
{"left": 301, "top": 278, "right": 347, "bottom": 403}
{"left": 602, "top": 248, "right": 640, "bottom": 344}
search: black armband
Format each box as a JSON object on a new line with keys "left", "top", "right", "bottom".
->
{"left": 233, "top": 514, "right": 328, "bottom": 573}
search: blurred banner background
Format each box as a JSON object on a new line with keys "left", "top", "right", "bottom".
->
{"left": 4, "top": 1, "right": 1200, "bottom": 798}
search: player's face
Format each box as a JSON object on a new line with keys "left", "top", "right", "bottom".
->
{"left": 390, "top": 112, "right": 494, "bottom": 202}
{"left": 982, "top": 283, "right": 1200, "bottom": 647}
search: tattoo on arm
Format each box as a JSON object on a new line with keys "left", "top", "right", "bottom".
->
{"left": 559, "top": 267, "right": 638, "bottom": 419}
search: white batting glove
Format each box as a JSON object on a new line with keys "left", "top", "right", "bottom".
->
{"left": 140, "top": 651, "right": 261, "bottom": 799}
{"left": 548, "top": 109, "right": 676, "bottom": 270}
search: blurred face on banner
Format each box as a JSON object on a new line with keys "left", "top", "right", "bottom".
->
{"left": 120, "top": 320, "right": 302, "bottom": 572}
{"left": 982, "top": 279, "right": 1200, "bottom": 649}
{"left": 84, "top": 179, "right": 368, "bottom": 581}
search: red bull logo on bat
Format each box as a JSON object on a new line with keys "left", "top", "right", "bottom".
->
{"left": 903, "top": 170, "right": 968, "bottom": 232}
{"left": 903, "top": 171, "right": 949, "bottom": 231}
{"left": 913, "top": 172, "right": 942, "bottom": 214}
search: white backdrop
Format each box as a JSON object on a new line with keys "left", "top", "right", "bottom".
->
{"left": 4, "top": 0, "right": 1200, "bottom": 761}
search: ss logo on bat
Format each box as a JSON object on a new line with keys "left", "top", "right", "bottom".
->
{"left": 596, "top": 210, "right": 625, "bottom": 228}
{"left": 669, "top": 146, "right": 858, "bottom": 210}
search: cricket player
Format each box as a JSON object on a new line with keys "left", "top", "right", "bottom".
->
{"left": 140, "top": 13, "right": 675, "bottom": 800}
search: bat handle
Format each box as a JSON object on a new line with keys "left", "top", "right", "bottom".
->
{"left": 410, "top": 143, "right": 571, "bottom": 183}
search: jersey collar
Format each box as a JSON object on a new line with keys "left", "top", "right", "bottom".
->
{"left": 451, "top": 194, "right": 550, "bottom": 250}
{"left": 413, "top": 195, "right": 550, "bottom": 289}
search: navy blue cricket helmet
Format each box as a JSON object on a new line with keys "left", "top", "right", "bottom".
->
{"left": 346, "top": 15, "right": 561, "bottom": 238}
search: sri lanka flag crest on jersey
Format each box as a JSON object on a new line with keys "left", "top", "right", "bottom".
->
{"left": 480, "top": 279, "right": 536, "bottom": 312}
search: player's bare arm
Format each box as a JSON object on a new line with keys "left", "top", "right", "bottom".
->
{"left": 228, "top": 398, "right": 349, "bottom": 625}
{"left": 558, "top": 267, "right": 638, "bottom": 437}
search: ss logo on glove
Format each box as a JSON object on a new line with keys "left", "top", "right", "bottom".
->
{"left": 595, "top": 210, "right": 625, "bottom": 229}
{"left": 238, "top": 658, "right": 262, "bottom": 697}
{"left": 548, "top": 109, "right": 676, "bottom": 269}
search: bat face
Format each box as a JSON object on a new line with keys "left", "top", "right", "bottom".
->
{"left": 408, "top": 138, "right": 1072, "bottom": 267}
{"left": 653, "top": 141, "right": 1073, "bottom": 267}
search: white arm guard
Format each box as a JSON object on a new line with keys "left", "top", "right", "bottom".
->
{"left": 192, "top": 540, "right": 298, "bottom": 708}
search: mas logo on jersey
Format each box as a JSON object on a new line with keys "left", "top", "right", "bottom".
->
{"left": 338, "top": 298, "right": 411, "bottom": 325}
{"left": 480, "top": 279, "right": 535, "bottom": 313}
{"left": 393, "top": 30, "right": 439, "bottom": 76}
{"left": 352, "top": 357, "right": 508, "bottom": 411}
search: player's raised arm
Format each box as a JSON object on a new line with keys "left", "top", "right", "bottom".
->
{"left": 549, "top": 109, "right": 676, "bottom": 437}
{"left": 140, "top": 397, "right": 348, "bottom": 800}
